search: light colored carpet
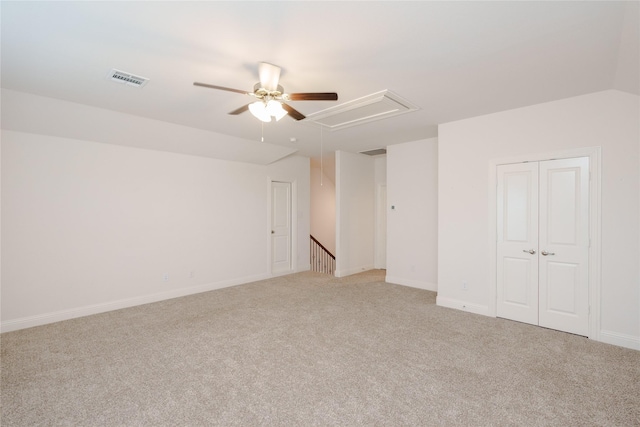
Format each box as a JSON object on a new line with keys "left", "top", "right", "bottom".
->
{"left": 2, "top": 270, "right": 639, "bottom": 426}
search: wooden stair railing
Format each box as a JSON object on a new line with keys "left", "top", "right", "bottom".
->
{"left": 310, "top": 235, "right": 335, "bottom": 275}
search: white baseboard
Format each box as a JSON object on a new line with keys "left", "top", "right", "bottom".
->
{"left": 598, "top": 329, "right": 640, "bottom": 351}
{"left": 436, "top": 295, "right": 490, "bottom": 317}
{"left": 385, "top": 276, "right": 437, "bottom": 292}
{"left": 435, "top": 299, "right": 639, "bottom": 351}
{"left": 335, "top": 265, "right": 375, "bottom": 278}
{"left": 1, "top": 273, "right": 271, "bottom": 333}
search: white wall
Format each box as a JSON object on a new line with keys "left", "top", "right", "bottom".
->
{"left": 374, "top": 157, "right": 387, "bottom": 188}
{"left": 335, "top": 151, "right": 375, "bottom": 277}
{"left": 386, "top": 138, "right": 438, "bottom": 291}
{"left": 374, "top": 156, "right": 387, "bottom": 269}
{"left": 437, "top": 90, "right": 640, "bottom": 350}
{"left": 1, "top": 89, "right": 296, "bottom": 165}
{"left": 310, "top": 158, "right": 336, "bottom": 255}
{"left": 1, "top": 130, "right": 310, "bottom": 332}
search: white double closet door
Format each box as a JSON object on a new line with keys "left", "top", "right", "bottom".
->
{"left": 497, "top": 157, "right": 589, "bottom": 336}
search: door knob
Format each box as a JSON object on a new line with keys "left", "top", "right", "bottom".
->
{"left": 541, "top": 250, "right": 555, "bottom": 256}
{"left": 522, "top": 249, "right": 536, "bottom": 255}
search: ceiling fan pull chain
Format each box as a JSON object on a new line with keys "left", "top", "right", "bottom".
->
{"left": 261, "top": 121, "right": 264, "bottom": 142}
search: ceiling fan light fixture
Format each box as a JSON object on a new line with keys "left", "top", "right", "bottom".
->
{"left": 249, "top": 99, "right": 289, "bottom": 122}
{"left": 249, "top": 101, "right": 272, "bottom": 122}
{"left": 267, "top": 100, "right": 288, "bottom": 121}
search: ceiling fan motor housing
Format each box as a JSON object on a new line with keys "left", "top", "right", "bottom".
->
{"left": 253, "top": 83, "right": 284, "bottom": 100}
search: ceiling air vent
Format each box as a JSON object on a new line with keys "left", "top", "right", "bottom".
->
{"left": 305, "top": 90, "right": 419, "bottom": 131}
{"left": 360, "top": 148, "right": 387, "bottom": 156}
{"left": 107, "top": 69, "right": 149, "bottom": 88}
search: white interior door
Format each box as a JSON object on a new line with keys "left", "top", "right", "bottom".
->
{"left": 538, "top": 158, "right": 590, "bottom": 336}
{"left": 496, "top": 158, "right": 589, "bottom": 336}
{"left": 271, "top": 181, "right": 292, "bottom": 274}
{"left": 497, "top": 163, "right": 539, "bottom": 325}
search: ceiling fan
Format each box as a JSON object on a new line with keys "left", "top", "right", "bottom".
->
{"left": 193, "top": 62, "right": 338, "bottom": 122}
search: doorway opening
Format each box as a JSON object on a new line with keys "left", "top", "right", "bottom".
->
{"left": 310, "top": 156, "right": 336, "bottom": 275}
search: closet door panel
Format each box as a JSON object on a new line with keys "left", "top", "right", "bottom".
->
{"left": 538, "top": 158, "right": 589, "bottom": 336}
{"left": 496, "top": 163, "right": 539, "bottom": 325}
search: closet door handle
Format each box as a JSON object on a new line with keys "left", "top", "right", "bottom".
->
{"left": 541, "top": 251, "right": 555, "bottom": 256}
{"left": 522, "top": 249, "right": 536, "bottom": 255}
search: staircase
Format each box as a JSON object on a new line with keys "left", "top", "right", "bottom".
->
{"left": 310, "top": 235, "right": 335, "bottom": 275}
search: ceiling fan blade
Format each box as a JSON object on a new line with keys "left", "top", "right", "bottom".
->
{"left": 258, "top": 62, "right": 281, "bottom": 92}
{"left": 193, "top": 82, "right": 249, "bottom": 95}
{"left": 281, "top": 103, "right": 306, "bottom": 121}
{"left": 228, "top": 104, "right": 250, "bottom": 115}
{"left": 287, "top": 92, "right": 338, "bottom": 101}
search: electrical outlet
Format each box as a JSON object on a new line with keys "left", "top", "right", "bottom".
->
{"left": 462, "top": 281, "right": 468, "bottom": 291}
{"left": 189, "top": 270, "right": 195, "bottom": 278}
{"left": 162, "top": 273, "right": 169, "bottom": 282}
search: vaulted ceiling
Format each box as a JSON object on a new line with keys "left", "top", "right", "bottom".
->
{"left": 2, "top": 1, "right": 638, "bottom": 164}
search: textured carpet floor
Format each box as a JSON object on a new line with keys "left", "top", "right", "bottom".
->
{"left": 2, "top": 270, "right": 639, "bottom": 426}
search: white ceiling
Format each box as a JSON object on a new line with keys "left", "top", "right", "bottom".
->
{"left": 2, "top": 1, "right": 638, "bottom": 163}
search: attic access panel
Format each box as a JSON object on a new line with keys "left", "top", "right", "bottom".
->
{"left": 305, "top": 90, "right": 419, "bottom": 131}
